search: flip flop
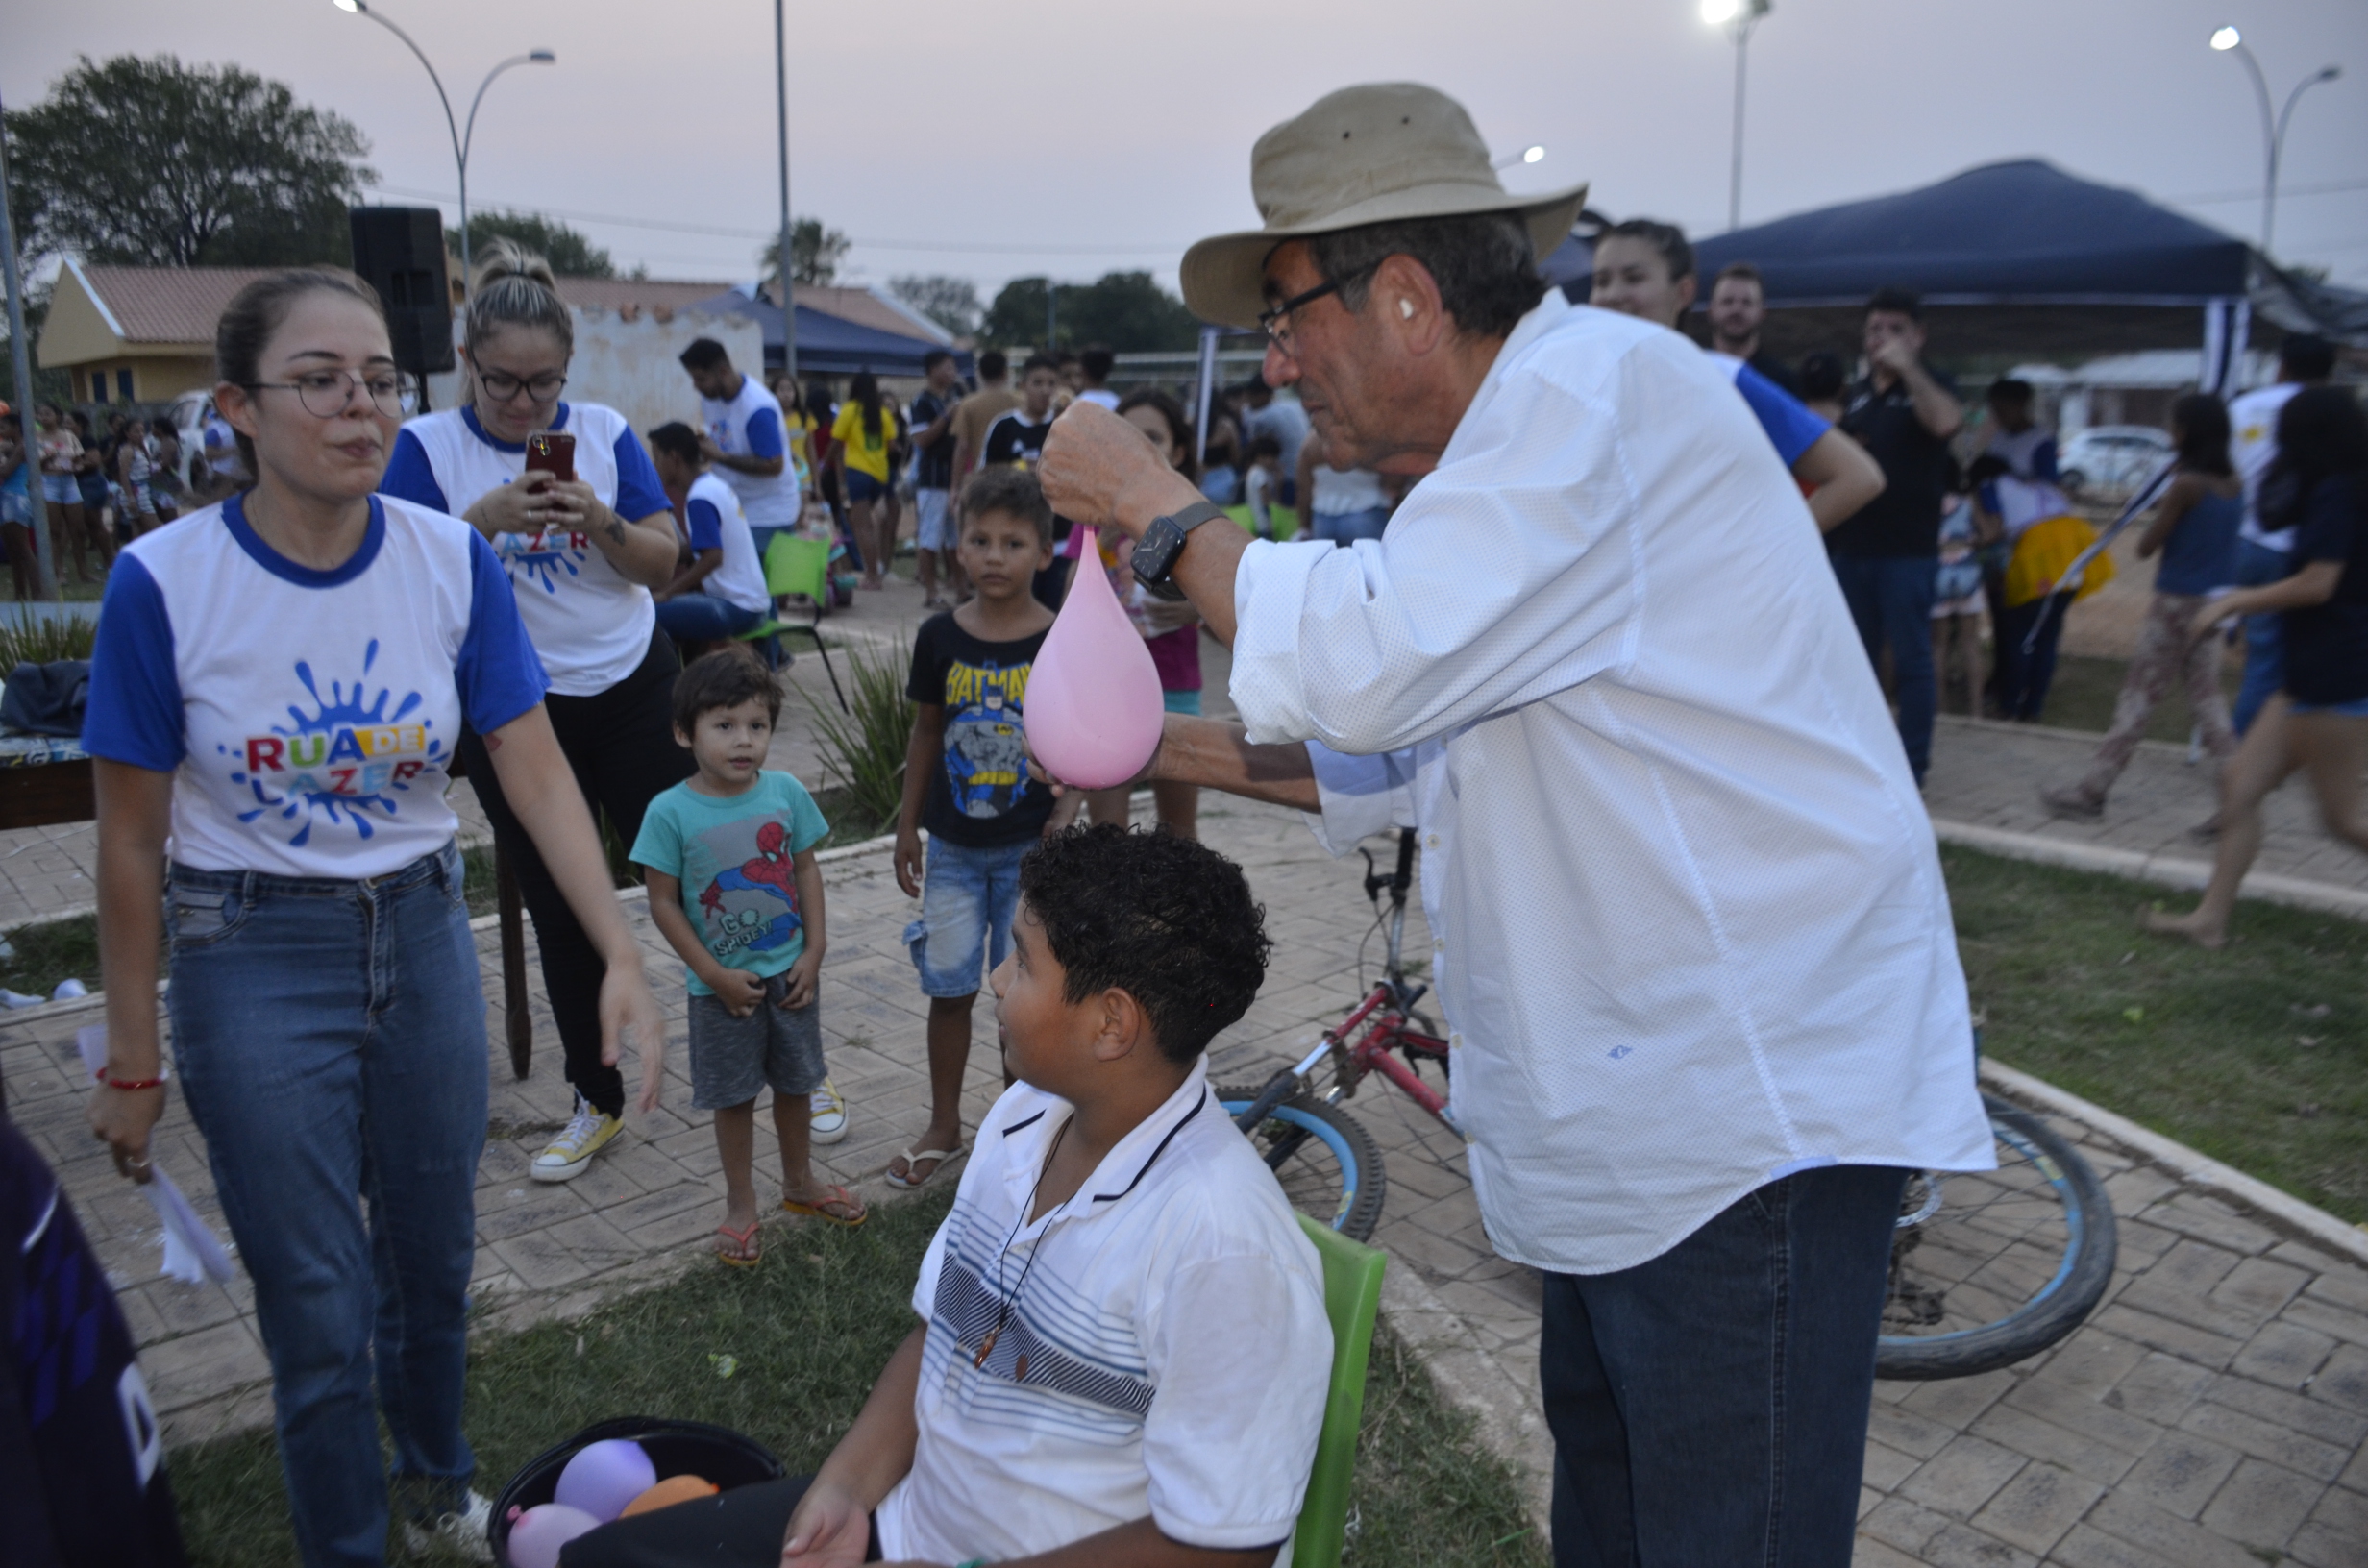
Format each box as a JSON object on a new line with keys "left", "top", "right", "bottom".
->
{"left": 781, "top": 1184, "right": 868, "bottom": 1227}
{"left": 714, "top": 1221, "right": 762, "bottom": 1267}
{"left": 884, "top": 1144, "right": 965, "bottom": 1190}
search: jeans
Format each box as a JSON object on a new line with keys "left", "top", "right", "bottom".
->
{"left": 1828, "top": 551, "right": 1938, "bottom": 781}
{"left": 2232, "top": 536, "right": 2290, "bottom": 735}
{"left": 167, "top": 843, "right": 486, "bottom": 1568}
{"left": 1541, "top": 1164, "right": 1908, "bottom": 1568}
{"left": 1995, "top": 591, "right": 2075, "bottom": 723}
{"left": 1311, "top": 505, "right": 1391, "bottom": 546}
{"left": 459, "top": 625, "right": 691, "bottom": 1118}
{"left": 904, "top": 837, "right": 1031, "bottom": 997}
{"left": 654, "top": 591, "right": 764, "bottom": 641}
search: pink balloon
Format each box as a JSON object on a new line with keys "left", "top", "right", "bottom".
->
{"left": 506, "top": 1502, "right": 601, "bottom": 1568}
{"left": 554, "top": 1437, "right": 655, "bottom": 1522}
{"left": 1024, "top": 527, "right": 1165, "bottom": 791}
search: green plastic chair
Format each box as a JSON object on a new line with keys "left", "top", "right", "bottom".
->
{"left": 736, "top": 534, "right": 848, "bottom": 711}
{"left": 1292, "top": 1214, "right": 1387, "bottom": 1568}
{"left": 1222, "top": 501, "right": 1300, "bottom": 542}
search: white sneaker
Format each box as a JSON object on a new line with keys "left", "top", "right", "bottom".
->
{"left": 531, "top": 1098, "right": 622, "bottom": 1182}
{"left": 809, "top": 1076, "right": 848, "bottom": 1144}
{"left": 400, "top": 1488, "right": 494, "bottom": 1562}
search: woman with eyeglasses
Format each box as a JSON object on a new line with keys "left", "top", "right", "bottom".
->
{"left": 379, "top": 241, "right": 690, "bottom": 1186}
{"left": 83, "top": 266, "right": 667, "bottom": 1565}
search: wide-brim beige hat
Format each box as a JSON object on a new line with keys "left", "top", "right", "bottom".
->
{"left": 1180, "top": 83, "right": 1587, "bottom": 331}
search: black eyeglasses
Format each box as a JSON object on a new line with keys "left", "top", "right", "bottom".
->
{"left": 246, "top": 369, "right": 406, "bottom": 420}
{"left": 476, "top": 367, "right": 569, "bottom": 404}
{"left": 1256, "top": 261, "right": 1380, "bottom": 355}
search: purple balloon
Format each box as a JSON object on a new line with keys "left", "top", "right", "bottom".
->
{"left": 553, "top": 1437, "right": 656, "bottom": 1523}
{"left": 506, "top": 1502, "right": 600, "bottom": 1568}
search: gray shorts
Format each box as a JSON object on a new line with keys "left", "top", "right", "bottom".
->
{"left": 686, "top": 978, "right": 826, "bottom": 1111}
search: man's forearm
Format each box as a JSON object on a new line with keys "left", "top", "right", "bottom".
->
{"left": 717, "top": 452, "right": 786, "bottom": 478}
{"left": 1900, "top": 361, "right": 1962, "bottom": 439}
{"left": 1150, "top": 716, "right": 1319, "bottom": 811}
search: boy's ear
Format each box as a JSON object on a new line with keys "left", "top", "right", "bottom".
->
{"left": 672, "top": 723, "right": 695, "bottom": 749}
{"left": 1089, "top": 986, "right": 1151, "bottom": 1064}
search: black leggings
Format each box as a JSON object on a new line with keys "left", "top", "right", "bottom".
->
{"left": 560, "top": 1475, "right": 878, "bottom": 1567}
{"left": 460, "top": 626, "right": 692, "bottom": 1118}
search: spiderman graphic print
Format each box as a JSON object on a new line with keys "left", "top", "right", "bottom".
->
{"left": 628, "top": 770, "right": 831, "bottom": 998}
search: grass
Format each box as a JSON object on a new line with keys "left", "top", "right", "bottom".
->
{"left": 0, "top": 602, "right": 98, "bottom": 667}
{"left": 1946, "top": 843, "right": 2368, "bottom": 1223}
{"left": 802, "top": 637, "right": 917, "bottom": 837}
{"left": 0, "top": 909, "right": 105, "bottom": 1000}
{"left": 164, "top": 1187, "right": 1545, "bottom": 1568}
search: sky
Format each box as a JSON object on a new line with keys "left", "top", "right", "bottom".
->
{"left": 6, "top": 0, "right": 2365, "bottom": 301}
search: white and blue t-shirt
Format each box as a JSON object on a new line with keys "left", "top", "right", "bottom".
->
{"left": 380, "top": 403, "right": 666, "bottom": 696}
{"left": 83, "top": 495, "right": 548, "bottom": 880}
{"left": 684, "top": 471, "right": 771, "bottom": 616}
{"left": 1710, "top": 353, "right": 1829, "bottom": 468}
{"left": 699, "top": 375, "right": 799, "bottom": 531}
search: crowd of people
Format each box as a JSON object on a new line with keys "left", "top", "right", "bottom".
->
{"left": 10, "top": 73, "right": 2364, "bottom": 1568}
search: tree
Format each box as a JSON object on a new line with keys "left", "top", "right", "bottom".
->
{"left": 447, "top": 212, "right": 612, "bottom": 278}
{"left": 4, "top": 56, "right": 374, "bottom": 269}
{"left": 888, "top": 274, "right": 982, "bottom": 336}
{"left": 981, "top": 272, "right": 1200, "bottom": 353}
{"left": 756, "top": 217, "right": 851, "bottom": 290}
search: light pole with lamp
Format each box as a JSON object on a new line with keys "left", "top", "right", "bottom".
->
{"left": 1701, "top": 0, "right": 1771, "bottom": 233}
{"left": 331, "top": 0, "right": 555, "bottom": 290}
{"left": 1492, "top": 144, "right": 1547, "bottom": 173}
{"left": 2209, "top": 25, "right": 2341, "bottom": 256}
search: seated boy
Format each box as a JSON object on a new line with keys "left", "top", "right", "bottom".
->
{"left": 569, "top": 825, "right": 1333, "bottom": 1568}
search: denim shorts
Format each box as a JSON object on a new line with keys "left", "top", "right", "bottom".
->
{"left": 2292, "top": 695, "right": 2368, "bottom": 718}
{"left": 1162, "top": 688, "right": 1202, "bottom": 716}
{"left": 686, "top": 979, "right": 825, "bottom": 1110}
{"left": 904, "top": 837, "right": 1032, "bottom": 997}
{"left": 0, "top": 491, "right": 27, "bottom": 527}
{"left": 915, "top": 488, "right": 954, "bottom": 551}
{"left": 843, "top": 470, "right": 889, "bottom": 504}
{"left": 40, "top": 474, "right": 76, "bottom": 504}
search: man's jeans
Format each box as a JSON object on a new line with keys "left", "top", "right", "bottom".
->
{"left": 168, "top": 844, "right": 487, "bottom": 1568}
{"left": 1542, "top": 1164, "right": 1908, "bottom": 1567}
{"left": 2232, "top": 536, "right": 2290, "bottom": 735}
{"left": 1829, "top": 552, "right": 1938, "bottom": 781}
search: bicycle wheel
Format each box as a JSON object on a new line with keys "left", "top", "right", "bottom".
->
{"left": 1875, "top": 1094, "right": 2118, "bottom": 1381}
{"left": 1216, "top": 1085, "right": 1387, "bottom": 1242}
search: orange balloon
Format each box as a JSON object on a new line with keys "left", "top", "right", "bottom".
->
{"left": 619, "top": 1475, "right": 719, "bottom": 1517}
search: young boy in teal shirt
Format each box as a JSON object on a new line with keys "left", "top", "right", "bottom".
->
{"left": 630, "top": 650, "right": 864, "bottom": 1264}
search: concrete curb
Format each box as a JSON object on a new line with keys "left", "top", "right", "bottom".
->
{"left": 1931, "top": 816, "right": 2368, "bottom": 923}
{"left": 1377, "top": 1261, "right": 1553, "bottom": 1536}
{"left": 1979, "top": 1058, "right": 2368, "bottom": 1267}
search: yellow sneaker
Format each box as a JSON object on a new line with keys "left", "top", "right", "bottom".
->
{"left": 531, "top": 1098, "right": 621, "bottom": 1182}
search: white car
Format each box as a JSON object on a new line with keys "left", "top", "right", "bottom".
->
{"left": 2058, "top": 426, "right": 2173, "bottom": 502}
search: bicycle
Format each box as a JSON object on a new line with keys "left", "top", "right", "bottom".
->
{"left": 1225, "top": 827, "right": 2118, "bottom": 1380}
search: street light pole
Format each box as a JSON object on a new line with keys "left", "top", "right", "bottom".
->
{"left": 1702, "top": 0, "right": 1772, "bottom": 233}
{"left": 0, "top": 84, "right": 56, "bottom": 599}
{"left": 2210, "top": 27, "right": 2342, "bottom": 255}
{"left": 333, "top": 0, "right": 554, "bottom": 290}
{"left": 774, "top": 0, "right": 797, "bottom": 379}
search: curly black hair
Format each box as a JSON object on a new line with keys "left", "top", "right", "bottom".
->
{"left": 672, "top": 646, "right": 782, "bottom": 735}
{"left": 1018, "top": 824, "right": 1271, "bottom": 1066}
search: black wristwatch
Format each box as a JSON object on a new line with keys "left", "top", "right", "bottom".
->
{"left": 1130, "top": 500, "right": 1231, "bottom": 601}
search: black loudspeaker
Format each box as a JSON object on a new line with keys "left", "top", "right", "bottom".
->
{"left": 349, "top": 207, "right": 456, "bottom": 376}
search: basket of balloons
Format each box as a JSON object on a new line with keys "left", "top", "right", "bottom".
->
{"left": 489, "top": 1416, "right": 785, "bottom": 1567}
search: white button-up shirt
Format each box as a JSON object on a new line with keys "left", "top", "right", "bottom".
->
{"left": 1229, "top": 292, "right": 1994, "bottom": 1276}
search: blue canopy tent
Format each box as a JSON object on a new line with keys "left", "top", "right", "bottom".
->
{"left": 1544, "top": 160, "right": 2366, "bottom": 381}
{"left": 690, "top": 289, "right": 974, "bottom": 379}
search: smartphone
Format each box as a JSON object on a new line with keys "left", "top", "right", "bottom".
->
{"left": 524, "top": 430, "right": 576, "bottom": 484}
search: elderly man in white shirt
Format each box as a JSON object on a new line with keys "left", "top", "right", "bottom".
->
{"left": 1038, "top": 83, "right": 1993, "bottom": 1568}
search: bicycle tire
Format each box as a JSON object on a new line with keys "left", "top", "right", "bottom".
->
{"left": 1875, "top": 1095, "right": 2118, "bottom": 1381}
{"left": 1217, "top": 1085, "right": 1388, "bottom": 1243}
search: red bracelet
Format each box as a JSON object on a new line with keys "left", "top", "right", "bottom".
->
{"left": 94, "top": 1067, "right": 167, "bottom": 1090}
